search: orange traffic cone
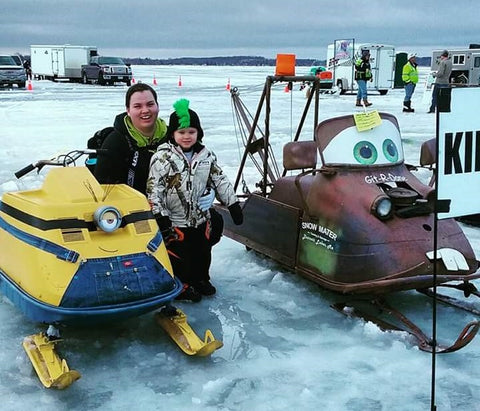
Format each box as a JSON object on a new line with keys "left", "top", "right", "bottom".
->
{"left": 27, "top": 80, "right": 33, "bottom": 91}
{"left": 153, "top": 74, "right": 157, "bottom": 85}
{"left": 178, "top": 76, "right": 182, "bottom": 87}
{"left": 226, "top": 78, "right": 231, "bottom": 91}
{"left": 131, "top": 76, "right": 136, "bottom": 84}
{"left": 284, "top": 82, "right": 293, "bottom": 93}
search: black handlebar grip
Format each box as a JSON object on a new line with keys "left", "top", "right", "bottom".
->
{"left": 14, "top": 164, "right": 36, "bottom": 179}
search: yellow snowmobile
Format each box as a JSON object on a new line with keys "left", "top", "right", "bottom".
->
{"left": 0, "top": 149, "right": 222, "bottom": 389}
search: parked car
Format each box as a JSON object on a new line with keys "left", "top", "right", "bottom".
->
{"left": 0, "top": 55, "right": 27, "bottom": 88}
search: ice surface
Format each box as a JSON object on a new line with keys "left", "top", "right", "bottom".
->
{"left": 1, "top": 65, "right": 480, "bottom": 411}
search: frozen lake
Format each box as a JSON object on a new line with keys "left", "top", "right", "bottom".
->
{"left": 1, "top": 65, "right": 480, "bottom": 411}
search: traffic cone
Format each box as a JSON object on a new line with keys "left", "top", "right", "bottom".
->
{"left": 226, "top": 78, "right": 231, "bottom": 91}
{"left": 153, "top": 74, "right": 157, "bottom": 85}
{"left": 284, "top": 84, "right": 290, "bottom": 93}
{"left": 27, "top": 79, "right": 33, "bottom": 91}
{"left": 178, "top": 76, "right": 182, "bottom": 87}
{"left": 131, "top": 75, "right": 136, "bottom": 84}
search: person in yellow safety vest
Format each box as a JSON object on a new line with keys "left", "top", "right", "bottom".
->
{"left": 402, "top": 53, "right": 419, "bottom": 112}
{"left": 354, "top": 49, "right": 373, "bottom": 107}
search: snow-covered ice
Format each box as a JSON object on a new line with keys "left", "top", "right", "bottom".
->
{"left": 1, "top": 65, "right": 480, "bottom": 411}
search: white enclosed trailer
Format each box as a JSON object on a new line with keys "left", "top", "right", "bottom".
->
{"left": 30, "top": 45, "right": 98, "bottom": 81}
{"left": 327, "top": 40, "right": 395, "bottom": 95}
{"left": 431, "top": 45, "right": 480, "bottom": 85}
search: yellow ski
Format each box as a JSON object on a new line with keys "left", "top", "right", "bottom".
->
{"left": 22, "top": 333, "right": 81, "bottom": 389}
{"left": 155, "top": 308, "right": 223, "bottom": 356}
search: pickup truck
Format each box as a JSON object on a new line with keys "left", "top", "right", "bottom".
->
{"left": 0, "top": 54, "right": 27, "bottom": 88}
{"left": 81, "top": 56, "right": 132, "bottom": 86}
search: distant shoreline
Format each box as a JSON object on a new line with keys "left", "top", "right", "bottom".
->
{"left": 17, "top": 53, "right": 431, "bottom": 67}
{"left": 123, "top": 56, "right": 316, "bottom": 67}
{"left": 123, "top": 56, "right": 431, "bottom": 67}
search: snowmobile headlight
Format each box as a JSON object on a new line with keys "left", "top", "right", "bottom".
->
{"left": 371, "top": 196, "right": 392, "bottom": 220}
{"left": 94, "top": 206, "right": 122, "bottom": 232}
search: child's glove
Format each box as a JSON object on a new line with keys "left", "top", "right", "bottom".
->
{"left": 198, "top": 188, "right": 215, "bottom": 212}
{"left": 228, "top": 202, "right": 243, "bottom": 225}
{"left": 155, "top": 215, "right": 173, "bottom": 238}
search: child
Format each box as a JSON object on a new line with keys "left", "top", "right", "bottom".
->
{"left": 147, "top": 99, "right": 243, "bottom": 302}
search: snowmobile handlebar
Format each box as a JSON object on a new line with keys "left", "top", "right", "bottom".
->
{"left": 14, "top": 149, "right": 108, "bottom": 179}
{"left": 14, "top": 164, "right": 36, "bottom": 179}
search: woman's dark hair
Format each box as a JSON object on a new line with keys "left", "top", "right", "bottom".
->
{"left": 125, "top": 83, "right": 158, "bottom": 107}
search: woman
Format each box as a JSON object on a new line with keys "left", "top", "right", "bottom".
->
{"left": 94, "top": 83, "right": 167, "bottom": 194}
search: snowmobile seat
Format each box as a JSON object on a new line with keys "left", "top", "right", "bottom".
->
{"left": 269, "top": 141, "right": 317, "bottom": 209}
{"left": 282, "top": 141, "right": 317, "bottom": 171}
{"left": 420, "top": 138, "right": 436, "bottom": 167}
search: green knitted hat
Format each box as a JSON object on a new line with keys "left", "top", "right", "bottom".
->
{"left": 166, "top": 99, "right": 204, "bottom": 141}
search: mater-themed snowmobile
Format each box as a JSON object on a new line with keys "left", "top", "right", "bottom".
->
{"left": 0, "top": 150, "right": 222, "bottom": 389}
{"left": 214, "top": 75, "right": 480, "bottom": 353}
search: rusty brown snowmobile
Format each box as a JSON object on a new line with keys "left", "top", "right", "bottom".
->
{"left": 214, "top": 75, "right": 480, "bottom": 353}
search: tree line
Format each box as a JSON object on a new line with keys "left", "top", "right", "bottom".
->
{"left": 123, "top": 55, "right": 431, "bottom": 67}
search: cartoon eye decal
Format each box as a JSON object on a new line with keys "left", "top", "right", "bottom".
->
{"left": 382, "top": 139, "right": 399, "bottom": 163}
{"left": 353, "top": 141, "right": 378, "bottom": 165}
{"left": 94, "top": 206, "right": 122, "bottom": 233}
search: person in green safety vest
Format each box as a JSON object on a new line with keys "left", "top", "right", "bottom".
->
{"left": 354, "top": 49, "right": 373, "bottom": 107}
{"left": 402, "top": 53, "right": 419, "bottom": 112}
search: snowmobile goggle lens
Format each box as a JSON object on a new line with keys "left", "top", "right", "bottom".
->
{"left": 94, "top": 206, "right": 122, "bottom": 232}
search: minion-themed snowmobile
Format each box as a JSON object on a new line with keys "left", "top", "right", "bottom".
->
{"left": 0, "top": 150, "right": 222, "bottom": 389}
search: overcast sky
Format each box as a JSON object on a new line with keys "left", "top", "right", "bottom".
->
{"left": 1, "top": 0, "right": 478, "bottom": 60}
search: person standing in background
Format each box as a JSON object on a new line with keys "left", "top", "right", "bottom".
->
{"left": 23, "top": 58, "right": 32, "bottom": 80}
{"left": 402, "top": 53, "right": 419, "bottom": 113}
{"left": 428, "top": 50, "right": 452, "bottom": 113}
{"left": 354, "top": 49, "right": 373, "bottom": 107}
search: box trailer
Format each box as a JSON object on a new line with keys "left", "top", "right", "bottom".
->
{"left": 326, "top": 40, "right": 395, "bottom": 95}
{"left": 30, "top": 45, "right": 98, "bottom": 81}
{"left": 431, "top": 44, "right": 480, "bottom": 85}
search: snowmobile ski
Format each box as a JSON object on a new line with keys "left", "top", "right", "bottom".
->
{"left": 155, "top": 307, "right": 223, "bottom": 356}
{"left": 22, "top": 333, "right": 81, "bottom": 389}
{"left": 418, "top": 285, "right": 480, "bottom": 316}
{"left": 332, "top": 298, "right": 480, "bottom": 353}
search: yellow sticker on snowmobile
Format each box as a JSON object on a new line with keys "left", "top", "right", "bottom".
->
{"left": 353, "top": 110, "right": 382, "bottom": 132}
